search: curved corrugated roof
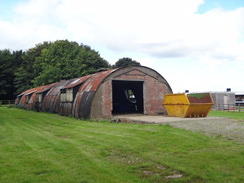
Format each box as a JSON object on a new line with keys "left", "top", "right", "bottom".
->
{"left": 72, "top": 68, "right": 118, "bottom": 117}
{"left": 42, "top": 79, "right": 77, "bottom": 113}
{"left": 17, "top": 83, "right": 57, "bottom": 109}
{"left": 63, "top": 75, "right": 92, "bottom": 89}
{"left": 16, "top": 66, "right": 173, "bottom": 118}
{"left": 78, "top": 68, "right": 118, "bottom": 92}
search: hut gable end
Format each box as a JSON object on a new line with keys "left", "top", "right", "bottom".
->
{"left": 114, "top": 69, "right": 147, "bottom": 81}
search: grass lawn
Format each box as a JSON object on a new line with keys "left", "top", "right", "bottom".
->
{"left": 209, "top": 110, "right": 244, "bottom": 120}
{"left": 0, "top": 107, "right": 243, "bottom": 183}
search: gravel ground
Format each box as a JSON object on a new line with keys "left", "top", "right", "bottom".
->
{"left": 114, "top": 115, "right": 244, "bottom": 144}
{"left": 165, "top": 118, "right": 244, "bottom": 144}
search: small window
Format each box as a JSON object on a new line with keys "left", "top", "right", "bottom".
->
{"left": 16, "top": 94, "right": 24, "bottom": 104}
{"left": 25, "top": 95, "right": 29, "bottom": 104}
{"left": 25, "top": 91, "right": 34, "bottom": 104}
{"left": 37, "top": 93, "right": 43, "bottom": 102}
{"left": 60, "top": 88, "right": 73, "bottom": 102}
{"left": 66, "top": 88, "right": 73, "bottom": 102}
{"left": 60, "top": 89, "right": 66, "bottom": 103}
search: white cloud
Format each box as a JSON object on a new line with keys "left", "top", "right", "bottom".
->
{"left": 2, "top": 0, "right": 243, "bottom": 57}
{"left": 0, "top": 0, "right": 243, "bottom": 91}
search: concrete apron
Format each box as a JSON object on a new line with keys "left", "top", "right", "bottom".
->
{"left": 111, "top": 114, "right": 223, "bottom": 124}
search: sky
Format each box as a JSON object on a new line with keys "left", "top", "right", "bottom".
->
{"left": 0, "top": 0, "right": 243, "bottom": 93}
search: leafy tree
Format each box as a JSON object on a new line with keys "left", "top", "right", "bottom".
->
{"left": 6, "top": 40, "right": 110, "bottom": 95}
{"left": 0, "top": 49, "right": 13, "bottom": 99}
{"left": 32, "top": 40, "right": 109, "bottom": 86}
{"left": 14, "top": 42, "right": 51, "bottom": 94}
{"left": 113, "top": 57, "right": 140, "bottom": 68}
{"left": 0, "top": 49, "right": 23, "bottom": 99}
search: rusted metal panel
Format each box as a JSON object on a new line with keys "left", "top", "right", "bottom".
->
{"left": 36, "top": 83, "right": 57, "bottom": 94}
{"left": 41, "top": 75, "right": 92, "bottom": 116}
{"left": 42, "top": 80, "right": 75, "bottom": 114}
{"left": 79, "top": 91, "right": 95, "bottom": 118}
{"left": 59, "top": 102, "right": 73, "bottom": 116}
{"left": 77, "top": 69, "right": 117, "bottom": 92}
{"left": 17, "top": 69, "right": 119, "bottom": 117}
{"left": 73, "top": 69, "right": 118, "bottom": 118}
{"left": 18, "top": 88, "right": 35, "bottom": 109}
{"left": 17, "top": 83, "right": 57, "bottom": 110}
{"left": 15, "top": 93, "right": 24, "bottom": 105}
{"left": 64, "top": 75, "right": 91, "bottom": 89}
{"left": 16, "top": 66, "right": 174, "bottom": 118}
{"left": 34, "top": 83, "right": 57, "bottom": 111}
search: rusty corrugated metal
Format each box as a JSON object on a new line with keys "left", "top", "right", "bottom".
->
{"left": 16, "top": 66, "right": 173, "bottom": 118}
{"left": 17, "top": 83, "right": 57, "bottom": 110}
{"left": 36, "top": 83, "right": 57, "bottom": 94}
{"left": 18, "top": 88, "right": 36, "bottom": 109}
{"left": 16, "top": 69, "right": 118, "bottom": 117}
{"left": 41, "top": 75, "right": 93, "bottom": 116}
{"left": 63, "top": 75, "right": 91, "bottom": 89}
{"left": 73, "top": 69, "right": 118, "bottom": 118}
{"left": 42, "top": 79, "right": 76, "bottom": 114}
{"left": 35, "top": 83, "right": 57, "bottom": 111}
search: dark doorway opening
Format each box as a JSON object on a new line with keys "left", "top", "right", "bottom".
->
{"left": 112, "top": 80, "right": 144, "bottom": 114}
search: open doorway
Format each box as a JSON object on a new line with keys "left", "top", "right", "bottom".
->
{"left": 112, "top": 80, "right": 144, "bottom": 114}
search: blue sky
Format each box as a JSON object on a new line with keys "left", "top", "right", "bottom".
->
{"left": 198, "top": 0, "right": 244, "bottom": 13}
{"left": 0, "top": 0, "right": 243, "bottom": 93}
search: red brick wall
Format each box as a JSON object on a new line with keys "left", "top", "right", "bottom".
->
{"left": 97, "top": 69, "right": 171, "bottom": 117}
{"left": 102, "top": 80, "right": 112, "bottom": 117}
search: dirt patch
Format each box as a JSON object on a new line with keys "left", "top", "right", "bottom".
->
{"left": 138, "top": 164, "right": 186, "bottom": 182}
{"left": 165, "top": 174, "right": 183, "bottom": 179}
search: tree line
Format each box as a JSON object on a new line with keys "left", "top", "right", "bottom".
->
{"left": 0, "top": 40, "right": 140, "bottom": 100}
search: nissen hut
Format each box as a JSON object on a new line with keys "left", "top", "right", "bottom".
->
{"left": 16, "top": 66, "right": 173, "bottom": 118}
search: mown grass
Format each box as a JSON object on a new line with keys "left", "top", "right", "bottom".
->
{"left": 209, "top": 110, "right": 244, "bottom": 120}
{"left": 0, "top": 107, "right": 243, "bottom": 183}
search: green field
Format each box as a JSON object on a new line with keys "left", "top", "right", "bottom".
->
{"left": 0, "top": 107, "right": 243, "bottom": 183}
{"left": 209, "top": 110, "right": 244, "bottom": 120}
